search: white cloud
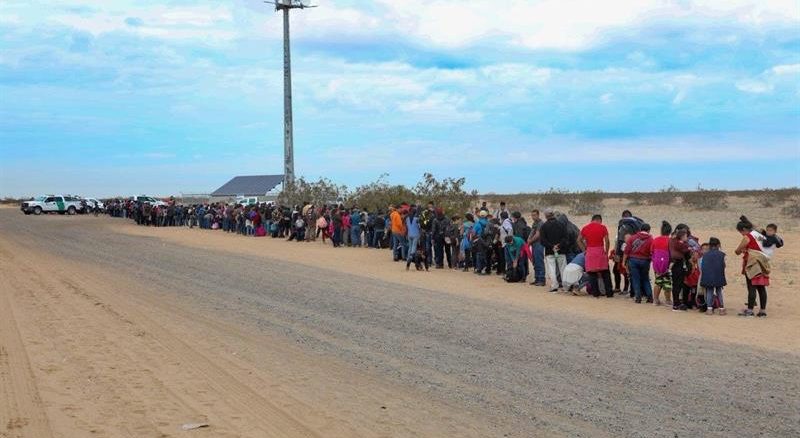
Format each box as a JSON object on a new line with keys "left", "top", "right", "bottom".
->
{"left": 736, "top": 80, "right": 773, "bottom": 94}
{"left": 771, "top": 63, "right": 800, "bottom": 75}
{"left": 373, "top": 0, "right": 800, "bottom": 51}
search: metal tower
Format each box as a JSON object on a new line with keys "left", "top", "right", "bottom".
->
{"left": 266, "top": 0, "right": 315, "bottom": 188}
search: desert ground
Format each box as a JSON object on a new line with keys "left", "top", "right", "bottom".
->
{"left": 1, "top": 198, "right": 798, "bottom": 438}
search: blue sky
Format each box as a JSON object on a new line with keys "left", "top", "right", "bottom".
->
{"left": 1, "top": 0, "right": 799, "bottom": 197}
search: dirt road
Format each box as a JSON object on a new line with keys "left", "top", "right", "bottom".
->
{"left": 1, "top": 210, "right": 798, "bottom": 437}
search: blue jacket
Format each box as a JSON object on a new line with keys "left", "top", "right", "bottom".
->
{"left": 473, "top": 218, "right": 488, "bottom": 237}
{"left": 350, "top": 212, "right": 361, "bottom": 227}
{"left": 700, "top": 248, "right": 727, "bottom": 288}
{"left": 406, "top": 215, "right": 421, "bottom": 238}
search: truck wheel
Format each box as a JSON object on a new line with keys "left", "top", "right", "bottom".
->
{"left": 33, "top": 206, "right": 42, "bottom": 215}
{"left": 67, "top": 206, "right": 77, "bottom": 215}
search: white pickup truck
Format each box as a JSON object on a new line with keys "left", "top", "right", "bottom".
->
{"left": 21, "top": 195, "right": 84, "bottom": 215}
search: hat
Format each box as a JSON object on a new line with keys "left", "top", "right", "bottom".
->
{"left": 479, "top": 210, "right": 488, "bottom": 217}
{"left": 543, "top": 208, "right": 554, "bottom": 216}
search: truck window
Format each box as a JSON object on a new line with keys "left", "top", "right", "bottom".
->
{"left": 45, "top": 197, "right": 56, "bottom": 202}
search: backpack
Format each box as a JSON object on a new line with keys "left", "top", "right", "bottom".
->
{"left": 504, "top": 266, "right": 522, "bottom": 283}
{"left": 652, "top": 248, "right": 671, "bottom": 275}
{"left": 521, "top": 225, "right": 531, "bottom": 241}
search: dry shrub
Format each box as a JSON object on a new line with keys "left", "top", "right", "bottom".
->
{"left": 538, "top": 188, "right": 570, "bottom": 207}
{"left": 781, "top": 200, "right": 800, "bottom": 218}
{"left": 627, "top": 192, "right": 645, "bottom": 206}
{"left": 758, "top": 189, "right": 781, "bottom": 208}
{"left": 569, "top": 190, "right": 604, "bottom": 216}
{"left": 646, "top": 185, "right": 679, "bottom": 205}
{"left": 682, "top": 186, "right": 729, "bottom": 210}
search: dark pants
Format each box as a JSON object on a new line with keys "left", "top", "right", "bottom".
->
{"left": 589, "top": 269, "right": 614, "bottom": 297}
{"left": 671, "top": 260, "right": 688, "bottom": 305}
{"left": 494, "top": 243, "right": 505, "bottom": 274}
{"left": 746, "top": 277, "right": 767, "bottom": 310}
{"left": 433, "top": 236, "right": 452, "bottom": 268}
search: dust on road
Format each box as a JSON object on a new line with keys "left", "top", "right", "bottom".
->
{"left": 1, "top": 210, "right": 798, "bottom": 437}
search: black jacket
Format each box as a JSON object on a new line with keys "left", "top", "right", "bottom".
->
{"left": 539, "top": 218, "right": 569, "bottom": 255}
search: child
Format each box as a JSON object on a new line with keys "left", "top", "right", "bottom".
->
{"left": 609, "top": 248, "right": 629, "bottom": 295}
{"left": 406, "top": 244, "right": 429, "bottom": 271}
{"left": 619, "top": 232, "right": 633, "bottom": 298}
{"left": 761, "top": 223, "right": 784, "bottom": 259}
{"left": 699, "top": 237, "right": 726, "bottom": 315}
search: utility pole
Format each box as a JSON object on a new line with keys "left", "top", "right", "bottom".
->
{"left": 267, "top": 0, "right": 315, "bottom": 189}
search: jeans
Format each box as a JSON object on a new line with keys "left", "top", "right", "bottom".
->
{"left": 351, "top": 225, "right": 361, "bottom": 246}
{"left": 533, "top": 242, "right": 546, "bottom": 283}
{"left": 373, "top": 230, "right": 385, "bottom": 248}
{"left": 333, "top": 227, "right": 342, "bottom": 247}
{"left": 629, "top": 258, "right": 653, "bottom": 300}
{"left": 394, "top": 234, "right": 408, "bottom": 260}
{"left": 705, "top": 286, "right": 724, "bottom": 309}
{"left": 424, "top": 233, "right": 433, "bottom": 263}
{"left": 545, "top": 254, "right": 566, "bottom": 288}
{"left": 407, "top": 235, "right": 420, "bottom": 261}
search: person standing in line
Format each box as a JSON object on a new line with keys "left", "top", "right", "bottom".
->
{"left": 700, "top": 237, "right": 727, "bottom": 315}
{"left": 579, "top": 214, "right": 614, "bottom": 297}
{"left": 623, "top": 223, "right": 654, "bottom": 303}
{"left": 539, "top": 209, "right": 568, "bottom": 292}
{"left": 390, "top": 205, "right": 407, "bottom": 261}
{"left": 527, "top": 209, "right": 546, "bottom": 286}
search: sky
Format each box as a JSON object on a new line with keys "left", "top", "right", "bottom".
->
{"left": 1, "top": 0, "right": 799, "bottom": 197}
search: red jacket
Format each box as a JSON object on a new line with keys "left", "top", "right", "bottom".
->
{"left": 624, "top": 231, "right": 653, "bottom": 260}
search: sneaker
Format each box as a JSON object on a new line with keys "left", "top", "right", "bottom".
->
{"left": 549, "top": 288, "right": 559, "bottom": 293}
{"left": 672, "top": 306, "right": 681, "bottom": 312}
{"left": 707, "top": 308, "right": 715, "bottom": 315}
{"left": 646, "top": 298, "right": 653, "bottom": 304}
{"left": 738, "top": 309, "right": 754, "bottom": 317}
{"left": 718, "top": 308, "right": 727, "bottom": 316}
{"left": 654, "top": 299, "right": 662, "bottom": 306}
{"left": 757, "top": 311, "right": 767, "bottom": 318}
{"left": 634, "top": 298, "right": 642, "bottom": 303}
{"left": 678, "top": 304, "right": 688, "bottom": 311}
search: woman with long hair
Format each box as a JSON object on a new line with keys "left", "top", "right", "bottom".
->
{"left": 735, "top": 216, "right": 770, "bottom": 317}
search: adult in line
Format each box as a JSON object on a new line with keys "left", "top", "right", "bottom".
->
{"left": 735, "top": 216, "right": 770, "bottom": 317}
{"left": 623, "top": 223, "right": 654, "bottom": 303}
{"left": 432, "top": 208, "right": 453, "bottom": 269}
{"left": 539, "top": 209, "right": 569, "bottom": 292}
{"left": 579, "top": 214, "right": 613, "bottom": 297}
{"left": 390, "top": 205, "right": 407, "bottom": 261}
{"left": 527, "top": 209, "right": 546, "bottom": 286}
{"left": 406, "top": 206, "right": 421, "bottom": 263}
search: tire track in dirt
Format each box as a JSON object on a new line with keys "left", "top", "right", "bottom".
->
{"left": 0, "top": 246, "right": 53, "bottom": 438}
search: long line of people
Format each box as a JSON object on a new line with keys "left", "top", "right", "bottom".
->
{"left": 104, "top": 198, "right": 784, "bottom": 318}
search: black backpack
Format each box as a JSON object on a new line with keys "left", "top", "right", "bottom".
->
{"left": 504, "top": 266, "right": 522, "bottom": 283}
